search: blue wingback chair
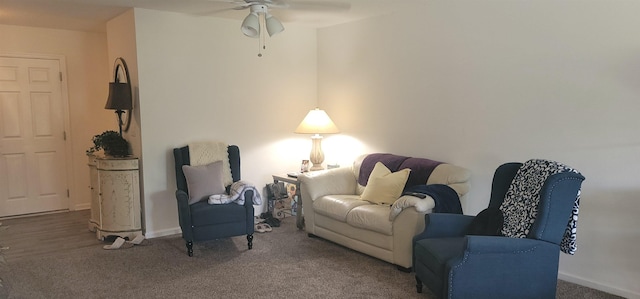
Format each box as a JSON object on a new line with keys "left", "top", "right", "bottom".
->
{"left": 413, "top": 161, "right": 585, "bottom": 299}
{"left": 174, "top": 145, "right": 254, "bottom": 256}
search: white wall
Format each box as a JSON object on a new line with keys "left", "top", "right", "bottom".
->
{"left": 131, "top": 9, "right": 318, "bottom": 237}
{"left": 318, "top": 1, "right": 640, "bottom": 298}
{"left": 0, "top": 24, "right": 112, "bottom": 210}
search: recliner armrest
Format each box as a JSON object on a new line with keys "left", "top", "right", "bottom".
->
{"left": 242, "top": 189, "right": 255, "bottom": 206}
{"left": 414, "top": 213, "right": 475, "bottom": 241}
{"left": 175, "top": 190, "right": 193, "bottom": 240}
{"left": 464, "top": 235, "right": 554, "bottom": 253}
{"left": 446, "top": 236, "right": 560, "bottom": 299}
{"left": 241, "top": 189, "right": 255, "bottom": 234}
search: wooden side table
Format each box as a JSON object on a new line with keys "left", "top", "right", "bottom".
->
{"left": 272, "top": 174, "right": 304, "bottom": 230}
{"left": 88, "top": 155, "right": 142, "bottom": 240}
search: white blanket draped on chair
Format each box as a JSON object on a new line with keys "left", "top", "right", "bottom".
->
{"left": 188, "top": 141, "right": 233, "bottom": 186}
{"left": 208, "top": 180, "right": 263, "bottom": 205}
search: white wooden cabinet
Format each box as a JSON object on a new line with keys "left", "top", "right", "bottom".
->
{"left": 87, "top": 155, "right": 142, "bottom": 240}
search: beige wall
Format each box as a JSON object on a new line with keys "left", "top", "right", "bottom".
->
{"left": 131, "top": 8, "right": 318, "bottom": 237}
{"left": 318, "top": 1, "right": 640, "bottom": 298}
{"left": 105, "top": 9, "right": 143, "bottom": 229}
{"left": 0, "top": 24, "right": 112, "bottom": 210}
{"left": 106, "top": 10, "right": 140, "bottom": 158}
{"left": 5, "top": 2, "right": 639, "bottom": 297}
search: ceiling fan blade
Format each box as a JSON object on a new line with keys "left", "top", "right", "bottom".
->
{"left": 203, "top": 0, "right": 252, "bottom": 9}
{"left": 277, "top": 1, "right": 351, "bottom": 11}
{"left": 204, "top": 0, "right": 248, "bottom": 4}
{"left": 196, "top": 0, "right": 251, "bottom": 15}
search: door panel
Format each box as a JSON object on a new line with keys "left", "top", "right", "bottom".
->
{"left": 0, "top": 56, "right": 69, "bottom": 217}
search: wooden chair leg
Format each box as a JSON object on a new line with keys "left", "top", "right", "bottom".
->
{"left": 247, "top": 234, "right": 253, "bottom": 250}
{"left": 416, "top": 275, "right": 423, "bottom": 293}
{"left": 186, "top": 241, "right": 193, "bottom": 257}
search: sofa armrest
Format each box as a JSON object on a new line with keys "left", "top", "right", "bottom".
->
{"left": 298, "top": 167, "right": 357, "bottom": 201}
{"left": 428, "top": 164, "right": 471, "bottom": 198}
{"left": 299, "top": 168, "right": 357, "bottom": 234}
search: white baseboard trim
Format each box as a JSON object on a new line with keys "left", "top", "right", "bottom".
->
{"left": 559, "top": 271, "right": 639, "bottom": 299}
{"left": 145, "top": 227, "right": 181, "bottom": 239}
{"left": 74, "top": 204, "right": 90, "bottom": 211}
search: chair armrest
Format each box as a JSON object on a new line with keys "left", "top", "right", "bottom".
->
{"left": 446, "top": 236, "right": 560, "bottom": 298}
{"left": 175, "top": 190, "right": 193, "bottom": 240}
{"left": 298, "top": 167, "right": 357, "bottom": 201}
{"left": 464, "top": 235, "right": 554, "bottom": 253}
{"left": 242, "top": 189, "right": 255, "bottom": 206}
{"left": 414, "top": 213, "right": 475, "bottom": 241}
{"left": 242, "top": 189, "right": 255, "bottom": 234}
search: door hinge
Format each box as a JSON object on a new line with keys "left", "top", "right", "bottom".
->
{"left": 63, "top": 131, "right": 67, "bottom": 140}
{"left": 59, "top": 72, "right": 63, "bottom": 81}
{"left": 67, "top": 189, "right": 70, "bottom": 197}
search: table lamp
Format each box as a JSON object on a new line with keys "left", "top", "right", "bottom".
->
{"left": 294, "top": 108, "right": 340, "bottom": 171}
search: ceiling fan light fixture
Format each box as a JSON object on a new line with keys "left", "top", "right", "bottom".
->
{"left": 241, "top": 12, "right": 260, "bottom": 38}
{"left": 265, "top": 14, "right": 284, "bottom": 37}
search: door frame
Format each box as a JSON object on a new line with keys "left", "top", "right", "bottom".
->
{"left": 0, "top": 52, "right": 74, "bottom": 213}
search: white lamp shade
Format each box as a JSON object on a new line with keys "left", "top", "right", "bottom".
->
{"left": 265, "top": 14, "right": 284, "bottom": 37}
{"left": 241, "top": 12, "right": 260, "bottom": 38}
{"left": 294, "top": 108, "right": 340, "bottom": 134}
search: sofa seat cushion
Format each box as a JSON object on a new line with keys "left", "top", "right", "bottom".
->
{"left": 314, "top": 195, "right": 368, "bottom": 222}
{"left": 346, "top": 204, "right": 393, "bottom": 235}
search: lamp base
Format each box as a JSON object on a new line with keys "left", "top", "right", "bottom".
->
{"left": 309, "top": 164, "right": 324, "bottom": 171}
{"left": 309, "top": 135, "right": 325, "bottom": 171}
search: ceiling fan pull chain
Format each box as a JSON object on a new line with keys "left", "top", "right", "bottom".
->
{"left": 258, "top": 12, "right": 266, "bottom": 57}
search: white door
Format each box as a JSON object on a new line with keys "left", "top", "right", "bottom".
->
{"left": 0, "top": 56, "right": 69, "bottom": 217}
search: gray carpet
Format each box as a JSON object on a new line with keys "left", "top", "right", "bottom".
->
{"left": 0, "top": 216, "right": 622, "bottom": 299}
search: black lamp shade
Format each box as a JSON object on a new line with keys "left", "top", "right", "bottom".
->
{"left": 105, "top": 82, "right": 132, "bottom": 110}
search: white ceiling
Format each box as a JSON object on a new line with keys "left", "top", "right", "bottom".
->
{"left": 0, "top": 0, "right": 422, "bottom": 32}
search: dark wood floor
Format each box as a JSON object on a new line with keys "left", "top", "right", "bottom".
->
{"left": 0, "top": 210, "right": 102, "bottom": 263}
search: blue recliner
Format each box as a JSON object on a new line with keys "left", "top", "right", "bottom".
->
{"left": 173, "top": 145, "right": 254, "bottom": 256}
{"left": 413, "top": 161, "right": 585, "bottom": 299}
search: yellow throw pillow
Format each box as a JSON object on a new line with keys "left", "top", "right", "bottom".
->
{"left": 361, "top": 162, "right": 411, "bottom": 205}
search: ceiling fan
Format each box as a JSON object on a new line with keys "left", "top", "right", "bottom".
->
{"left": 209, "top": 0, "right": 351, "bottom": 38}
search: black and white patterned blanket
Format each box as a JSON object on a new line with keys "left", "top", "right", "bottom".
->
{"left": 500, "top": 159, "right": 581, "bottom": 255}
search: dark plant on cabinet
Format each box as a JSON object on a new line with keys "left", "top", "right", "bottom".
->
{"left": 86, "top": 130, "right": 130, "bottom": 157}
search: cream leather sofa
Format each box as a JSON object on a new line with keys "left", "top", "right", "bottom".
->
{"left": 298, "top": 154, "right": 470, "bottom": 270}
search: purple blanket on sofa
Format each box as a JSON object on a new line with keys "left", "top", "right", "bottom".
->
{"left": 358, "top": 153, "right": 443, "bottom": 189}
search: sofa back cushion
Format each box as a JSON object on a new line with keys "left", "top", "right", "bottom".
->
{"left": 357, "top": 154, "right": 442, "bottom": 190}
{"left": 352, "top": 154, "right": 471, "bottom": 198}
{"left": 399, "top": 157, "right": 442, "bottom": 188}
{"left": 357, "top": 154, "right": 410, "bottom": 186}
